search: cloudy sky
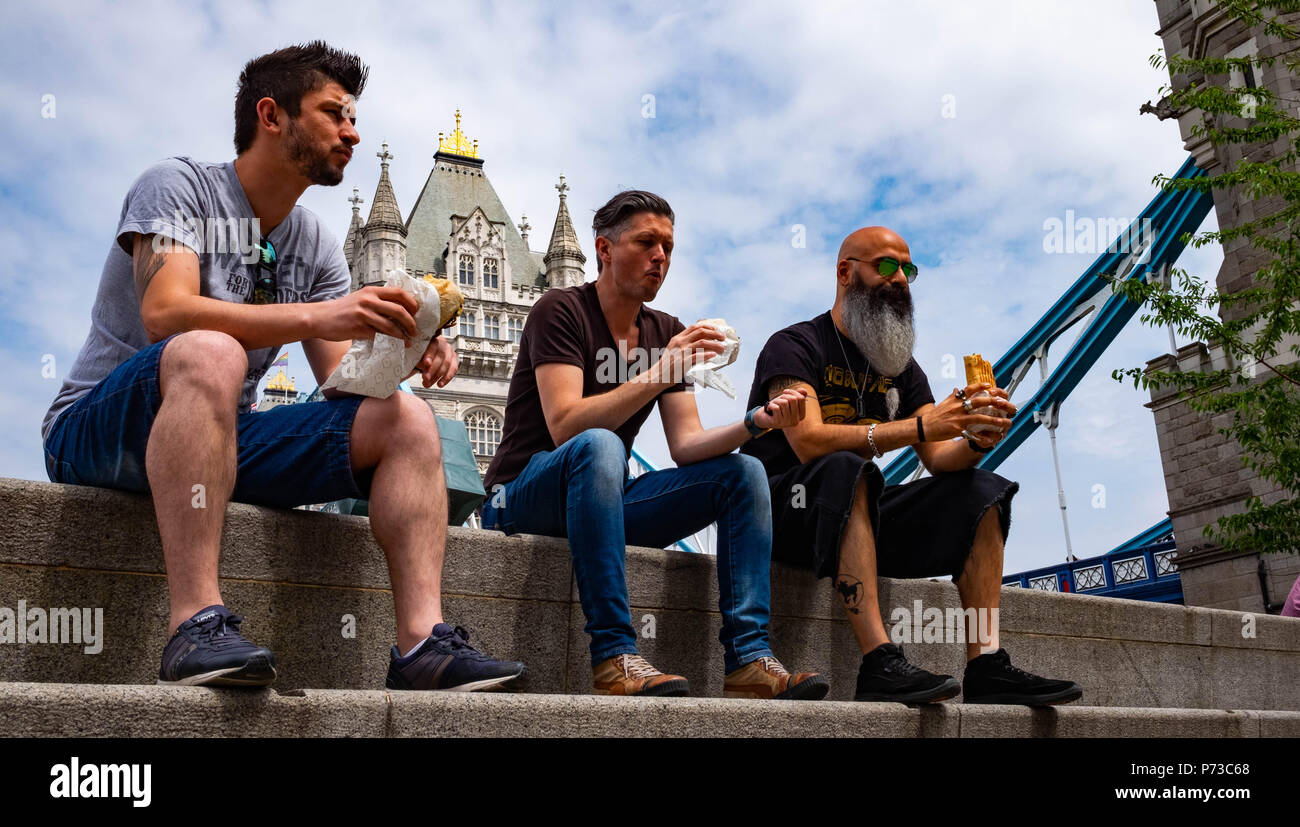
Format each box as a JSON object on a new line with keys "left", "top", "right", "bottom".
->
{"left": 1, "top": 0, "right": 1222, "bottom": 575}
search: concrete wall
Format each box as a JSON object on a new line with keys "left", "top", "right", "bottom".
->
{"left": 2, "top": 478, "right": 1299, "bottom": 711}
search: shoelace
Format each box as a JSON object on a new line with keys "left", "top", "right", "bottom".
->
{"left": 982, "top": 651, "right": 1033, "bottom": 679}
{"left": 882, "top": 648, "right": 930, "bottom": 678}
{"left": 755, "top": 656, "right": 790, "bottom": 677}
{"left": 189, "top": 613, "right": 246, "bottom": 651}
{"left": 432, "top": 625, "right": 491, "bottom": 661}
{"left": 620, "top": 654, "right": 662, "bottom": 680}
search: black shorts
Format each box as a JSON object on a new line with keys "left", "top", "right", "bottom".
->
{"left": 767, "top": 451, "right": 1019, "bottom": 580}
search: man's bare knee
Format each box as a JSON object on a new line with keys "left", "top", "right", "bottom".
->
{"left": 159, "top": 331, "right": 248, "bottom": 401}
{"left": 394, "top": 392, "right": 440, "bottom": 456}
{"left": 354, "top": 392, "right": 441, "bottom": 469}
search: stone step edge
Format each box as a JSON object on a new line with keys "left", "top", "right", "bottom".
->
{"left": 2, "top": 683, "right": 1297, "bottom": 738}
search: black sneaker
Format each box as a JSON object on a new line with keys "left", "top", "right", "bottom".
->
{"left": 854, "top": 642, "right": 960, "bottom": 703}
{"left": 386, "top": 623, "right": 527, "bottom": 691}
{"left": 157, "top": 605, "right": 277, "bottom": 687}
{"left": 962, "top": 648, "right": 1083, "bottom": 706}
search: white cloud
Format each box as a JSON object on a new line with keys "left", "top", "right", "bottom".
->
{"left": 0, "top": 0, "right": 1216, "bottom": 573}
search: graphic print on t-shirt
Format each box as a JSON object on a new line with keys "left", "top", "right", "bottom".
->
{"left": 819, "top": 363, "right": 895, "bottom": 425}
{"left": 741, "top": 312, "right": 936, "bottom": 477}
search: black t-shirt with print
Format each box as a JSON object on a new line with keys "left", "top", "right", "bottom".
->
{"left": 740, "top": 311, "right": 935, "bottom": 476}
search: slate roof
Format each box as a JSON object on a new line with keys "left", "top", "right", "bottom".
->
{"left": 405, "top": 151, "right": 544, "bottom": 285}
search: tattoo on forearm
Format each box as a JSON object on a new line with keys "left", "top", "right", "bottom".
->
{"left": 834, "top": 575, "right": 864, "bottom": 615}
{"left": 134, "top": 247, "right": 168, "bottom": 304}
{"left": 767, "top": 375, "right": 809, "bottom": 400}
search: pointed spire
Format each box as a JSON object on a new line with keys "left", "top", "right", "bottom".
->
{"left": 344, "top": 186, "right": 365, "bottom": 260}
{"left": 545, "top": 175, "right": 586, "bottom": 288}
{"left": 366, "top": 141, "right": 405, "bottom": 235}
{"left": 545, "top": 175, "right": 585, "bottom": 266}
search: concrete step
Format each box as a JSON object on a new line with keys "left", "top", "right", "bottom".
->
{"left": 3, "top": 477, "right": 1299, "bottom": 709}
{"left": 3, "top": 682, "right": 1298, "bottom": 738}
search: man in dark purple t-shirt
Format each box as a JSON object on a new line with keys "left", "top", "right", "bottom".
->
{"left": 482, "top": 190, "right": 826, "bottom": 700}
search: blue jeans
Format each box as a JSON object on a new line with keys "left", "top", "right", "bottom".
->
{"left": 481, "top": 428, "right": 775, "bottom": 673}
{"left": 43, "top": 333, "right": 373, "bottom": 508}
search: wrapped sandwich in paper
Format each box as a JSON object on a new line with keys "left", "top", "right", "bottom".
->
{"left": 686, "top": 318, "right": 741, "bottom": 399}
{"left": 963, "top": 353, "right": 1001, "bottom": 434}
{"left": 322, "top": 269, "right": 463, "bottom": 398}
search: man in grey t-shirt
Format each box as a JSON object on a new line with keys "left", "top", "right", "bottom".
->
{"left": 42, "top": 155, "right": 351, "bottom": 443}
{"left": 41, "top": 41, "right": 526, "bottom": 692}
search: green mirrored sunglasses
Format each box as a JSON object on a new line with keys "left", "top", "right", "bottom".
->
{"left": 846, "top": 256, "right": 919, "bottom": 283}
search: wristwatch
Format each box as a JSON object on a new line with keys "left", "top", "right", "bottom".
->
{"left": 744, "top": 405, "right": 769, "bottom": 438}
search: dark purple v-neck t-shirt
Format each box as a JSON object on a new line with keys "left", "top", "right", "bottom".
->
{"left": 483, "top": 280, "right": 688, "bottom": 492}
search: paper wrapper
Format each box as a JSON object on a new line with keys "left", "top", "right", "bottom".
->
{"left": 685, "top": 318, "right": 740, "bottom": 398}
{"left": 321, "top": 269, "right": 463, "bottom": 398}
{"left": 963, "top": 353, "right": 1001, "bottom": 434}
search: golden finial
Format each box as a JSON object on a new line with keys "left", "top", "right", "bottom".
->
{"left": 265, "top": 368, "right": 295, "bottom": 393}
{"left": 437, "top": 109, "right": 480, "bottom": 158}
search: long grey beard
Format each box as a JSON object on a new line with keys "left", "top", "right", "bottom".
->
{"left": 842, "top": 284, "right": 916, "bottom": 379}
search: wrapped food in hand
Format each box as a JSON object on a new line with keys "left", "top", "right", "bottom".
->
{"left": 685, "top": 318, "right": 741, "bottom": 399}
{"left": 963, "top": 353, "right": 1002, "bottom": 435}
{"left": 322, "top": 269, "right": 464, "bottom": 398}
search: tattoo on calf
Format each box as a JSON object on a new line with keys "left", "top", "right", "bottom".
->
{"left": 834, "top": 575, "right": 864, "bottom": 615}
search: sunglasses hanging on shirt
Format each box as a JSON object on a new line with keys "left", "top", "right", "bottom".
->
{"left": 251, "top": 236, "right": 278, "bottom": 305}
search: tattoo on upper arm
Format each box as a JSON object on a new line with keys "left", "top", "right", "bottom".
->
{"left": 133, "top": 242, "right": 168, "bottom": 304}
{"left": 767, "top": 375, "right": 811, "bottom": 400}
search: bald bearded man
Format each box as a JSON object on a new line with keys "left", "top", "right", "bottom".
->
{"left": 741, "top": 227, "right": 1082, "bottom": 706}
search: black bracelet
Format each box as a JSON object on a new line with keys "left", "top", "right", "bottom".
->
{"left": 967, "top": 438, "right": 992, "bottom": 454}
{"left": 916, "top": 416, "right": 925, "bottom": 443}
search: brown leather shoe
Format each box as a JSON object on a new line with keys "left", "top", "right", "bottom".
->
{"left": 724, "top": 656, "right": 829, "bottom": 700}
{"left": 592, "top": 654, "right": 689, "bottom": 697}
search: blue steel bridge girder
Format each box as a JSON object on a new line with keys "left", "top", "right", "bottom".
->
{"left": 883, "top": 157, "right": 1215, "bottom": 486}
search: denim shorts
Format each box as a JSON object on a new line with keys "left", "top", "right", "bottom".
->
{"left": 43, "top": 334, "right": 373, "bottom": 509}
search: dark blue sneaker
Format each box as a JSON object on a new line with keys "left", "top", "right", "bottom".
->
{"left": 386, "top": 623, "right": 526, "bottom": 691}
{"left": 157, "top": 605, "right": 277, "bottom": 687}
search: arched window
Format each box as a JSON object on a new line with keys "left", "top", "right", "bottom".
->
{"left": 458, "top": 254, "right": 475, "bottom": 286}
{"left": 466, "top": 410, "right": 502, "bottom": 457}
{"left": 459, "top": 311, "right": 476, "bottom": 338}
{"left": 483, "top": 257, "right": 500, "bottom": 289}
{"left": 484, "top": 315, "right": 500, "bottom": 339}
{"left": 508, "top": 317, "right": 524, "bottom": 344}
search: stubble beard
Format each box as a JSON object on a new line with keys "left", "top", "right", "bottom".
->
{"left": 284, "top": 117, "right": 344, "bottom": 187}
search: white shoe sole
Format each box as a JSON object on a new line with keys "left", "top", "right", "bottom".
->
{"left": 439, "top": 672, "right": 524, "bottom": 692}
{"left": 157, "top": 664, "right": 277, "bottom": 687}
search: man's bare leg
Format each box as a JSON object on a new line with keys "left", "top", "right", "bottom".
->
{"left": 956, "top": 504, "right": 1081, "bottom": 704}
{"left": 147, "top": 331, "right": 247, "bottom": 634}
{"left": 349, "top": 391, "right": 447, "bottom": 654}
{"left": 835, "top": 476, "right": 891, "bottom": 653}
{"left": 954, "top": 507, "right": 1003, "bottom": 661}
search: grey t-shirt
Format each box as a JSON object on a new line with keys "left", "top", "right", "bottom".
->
{"left": 41, "top": 157, "right": 352, "bottom": 444}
